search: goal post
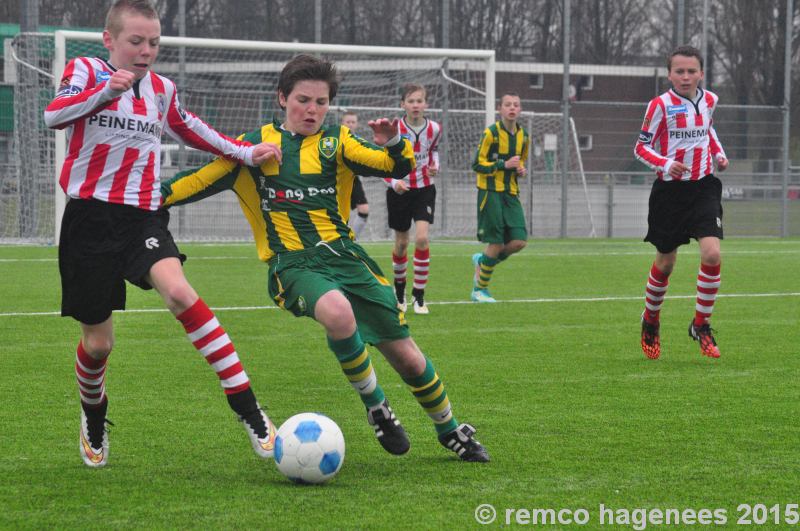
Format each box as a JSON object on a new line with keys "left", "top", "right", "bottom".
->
{"left": 46, "top": 31, "right": 496, "bottom": 243}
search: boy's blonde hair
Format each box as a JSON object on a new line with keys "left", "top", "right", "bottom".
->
{"left": 105, "top": 0, "right": 159, "bottom": 37}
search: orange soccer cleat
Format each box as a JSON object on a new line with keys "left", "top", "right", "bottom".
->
{"left": 689, "top": 321, "right": 721, "bottom": 358}
{"left": 641, "top": 319, "right": 661, "bottom": 359}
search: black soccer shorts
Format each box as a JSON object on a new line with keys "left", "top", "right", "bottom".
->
{"left": 645, "top": 175, "right": 723, "bottom": 254}
{"left": 386, "top": 185, "right": 436, "bottom": 232}
{"left": 59, "top": 199, "right": 185, "bottom": 324}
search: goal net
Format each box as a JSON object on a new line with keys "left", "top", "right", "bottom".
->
{"left": 7, "top": 32, "right": 594, "bottom": 243}
{"left": 6, "top": 31, "right": 496, "bottom": 244}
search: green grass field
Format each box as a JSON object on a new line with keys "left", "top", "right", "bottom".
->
{"left": 1, "top": 239, "right": 798, "bottom": 529}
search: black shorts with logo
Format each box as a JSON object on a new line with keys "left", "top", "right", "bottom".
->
{"left": 350, "top": 177, "right": 368, "bottom": 210}
{"left": 386, "top": 185, "right": 436, "bottom": 232}
{"left": 59, "top": 199, "right": 185, "bottom": 324}
{"left": 645, "top": 175, "right": 723, "bottom": 254}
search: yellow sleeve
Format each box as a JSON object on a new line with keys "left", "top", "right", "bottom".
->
{"left": 520, "top": 134, "right": 530, "bottom": 170}
{"left": 161, "top": 156, "right": 239, "bottom": 207}
{"left": 340, "top": 128, "right": 415, "bottom": 178}
{"left": 472, "top": 128, "right": 500, "bottom": 174}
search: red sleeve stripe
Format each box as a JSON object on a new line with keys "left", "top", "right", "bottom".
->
{"left": 45, "top": 82, "right": 107, "bottom": 112}
{"left": 642, "top": 99, "right": 659, "bottom": 126}
{"left": 60, "top": 59, "right": 76, "bottom": 86}
{"left": 165, "top": 85, "right": 243, "bottom": 156}
{"left": 78, "top": 143, "right": 111, "bottom": 198}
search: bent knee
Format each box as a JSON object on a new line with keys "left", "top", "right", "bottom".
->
{"left": 161, "top": 283, "right": 198, "bottom": 311}
{"left": 83, "top": 336, "right": 114, "bottom": 358}
{"left": 315, "top": 294, "right": 356, "bottom": 336}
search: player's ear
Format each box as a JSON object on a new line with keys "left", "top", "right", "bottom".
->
{"left": 102, "top": 30, "right": 113, "bottom": 52}
{"left": 277, "top": 90, "right": 287, "bottom": 110}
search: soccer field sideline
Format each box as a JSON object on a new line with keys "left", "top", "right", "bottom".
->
{"left": 1, "top": 290, "right": 797, "bottom": 318}
{"left": 3, "top": 248, "right": 800, "bottom": 263}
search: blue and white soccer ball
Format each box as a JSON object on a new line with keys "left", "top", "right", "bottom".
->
{"left": 274, "top": 413, "right": 345, "bottom": 484}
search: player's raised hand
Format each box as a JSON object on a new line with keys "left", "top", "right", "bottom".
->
{"left": 252, "top": 142, "right": 282, "bottom": 165}
{"left": 668, "top": 161, "right": 690, "bottom": 179}
{"left": 368, "top": 118, "right": 398, "bottom": 146}
{"left": 108, "top": 69, "right": 135, "bottom": 92}
{"left": 504, "top": 156, "right": 521, "bottom": 170}
{"left": 716, "top": 156, "right": 729, "bottom": 172}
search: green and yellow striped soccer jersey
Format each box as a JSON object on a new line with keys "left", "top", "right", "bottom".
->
{"left": 472, "top": 121, "right": 530, "bottom": 195}
{"left": 162, "top": 122, "right": 414, "bottom": 262}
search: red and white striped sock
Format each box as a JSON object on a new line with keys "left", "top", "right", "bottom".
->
{"left": 392, "top": 252, "right": 408, "bottom": 284}
{"left": 75, "top": 341, "right": 107, "bottom": 408}
{"left": 644, "top": 263, "right": 669, "bottom": 324}
{"left": 694, "top": 262, "right": 721, "bottom": 326}
{"left": 177, "top": 299, "right": 250, "bottom": 395}
{"left": 413, "top": 248, "right": 430, "bottom": 291}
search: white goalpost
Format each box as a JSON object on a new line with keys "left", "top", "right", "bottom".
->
{"left": 49, "top": 31, "right": 495, "bottom": 243}
{"left": 7, "top": 31, "right": 596, "bottom": 243}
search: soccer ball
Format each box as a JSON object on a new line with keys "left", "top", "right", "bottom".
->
{"left": 274, "top": 413, "right": 345, "bottom": 484}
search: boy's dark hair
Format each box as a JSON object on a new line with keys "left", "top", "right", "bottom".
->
{"left": 498, "top": 91, "right": 521, "bottom": 105}
{"left": 105, "top": 0, "right": 158, "bottom": 37}
{"left": 277, "top": 54, "right": 339, "bottom": 108}
{"left": 400, "top": 83, "right": 426, "bottom": 102}
{"left": 668, "top": 45, "right": 703, "bottom": 71}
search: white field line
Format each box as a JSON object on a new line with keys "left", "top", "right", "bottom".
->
{"left": 2, "top": 291, "right": 798, "bottom": 318}
{"left": 3, "top": 248, "right": 800, "bottom": 263}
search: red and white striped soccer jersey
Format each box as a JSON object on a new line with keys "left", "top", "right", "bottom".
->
{"left": 44, "top": 57, "right": 256, "bottom": 211}
{"left": 634, "top": 88, "right": 726, "bottom": 181}
{"left": 386, "top": 117, "right": 441, "bottom": 189}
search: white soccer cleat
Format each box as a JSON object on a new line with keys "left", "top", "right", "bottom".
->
{"left": 471, "top": 288, "right": 496, "bottom": 303}
{"left": 397, "top": 301, "right": 407, "bottom": 313}
{"left": 412, "top": 298, "right": 430, "bottom": 314}
{"left": 79, "top": 401, "right": 110, "bottom": 468}
{"left": 239, "top": 406, "right": 278, "bottom": 459}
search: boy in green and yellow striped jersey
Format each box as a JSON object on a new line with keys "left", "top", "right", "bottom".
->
{"left": 471, "top": 92, "right": 530, "bottom": 303}
{"left": 162, "top": 55, "right": 488, "bottom": 462}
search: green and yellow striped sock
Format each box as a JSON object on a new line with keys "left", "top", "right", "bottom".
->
{"left": 328, "top": 332, "right": 385, "bottom": 408}
{"left": 477, "top": 254, "right": 500, "bottom": 290}
{"left": 402, "top": 357, "right": 458, "bottom": 435}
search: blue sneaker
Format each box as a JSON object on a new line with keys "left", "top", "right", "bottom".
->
{"left": 471, "top": 288, "right": 496, "bottom": 303}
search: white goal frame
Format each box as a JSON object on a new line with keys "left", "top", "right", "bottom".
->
{"left": 52, "top": 30, "right": 496, "bottom": 242}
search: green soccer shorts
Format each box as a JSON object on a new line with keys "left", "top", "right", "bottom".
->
{"left": 476, "top": 189, "right": 528, "bottom": 244}
{"left": 267, "top": 238, "right": 409, "bottom": 345}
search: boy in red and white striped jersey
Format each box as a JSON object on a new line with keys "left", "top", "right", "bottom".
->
{"left": 386, "top": 84, "right": 441, "bottom": 315}
{"left": 45, "top": 0, "right": 281, "bottom": 467}
{"left": 634, "top": 45, "right": 729, "bottom": 360}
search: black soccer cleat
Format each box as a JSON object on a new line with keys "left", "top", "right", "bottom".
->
{"left": 439, "top": 423, "right": 490, "bottom": 462}
{"left": 367, "top": 399, "right": 410, "bottom": 455}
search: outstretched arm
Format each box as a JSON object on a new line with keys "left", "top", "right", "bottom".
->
{"left": 341, "top": 118, "right": 415, "bottom": 179}
{"left": 161, "top": 156, "right": 240, "bottom": 207}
